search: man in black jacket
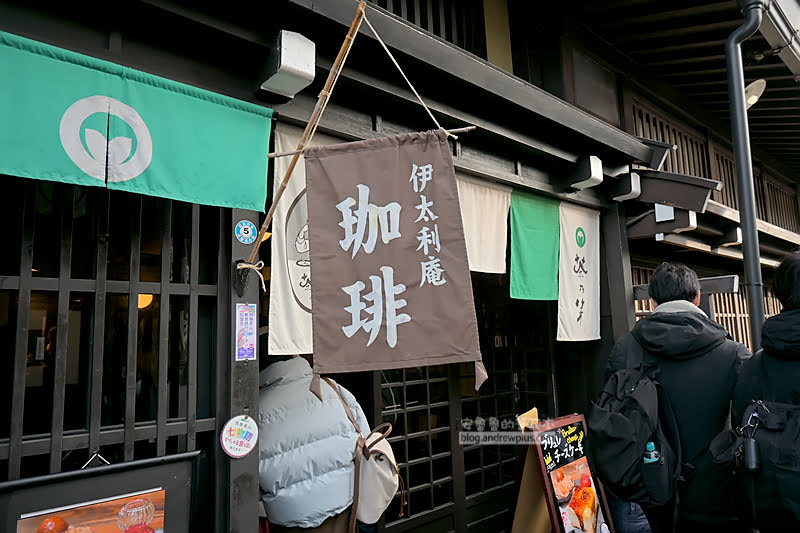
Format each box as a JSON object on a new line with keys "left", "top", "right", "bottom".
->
{"left": 732, "top": 252, "right": 800, "bottom": 532}
{"left": 606, "top": 262, "right": 749, "bottom": 532}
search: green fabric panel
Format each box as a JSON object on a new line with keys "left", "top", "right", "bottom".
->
{"left": 0, "top": 31, "right": 272, "bottom": 211}
{"left": 0, "top": 32, "right": 110, "bottom": 188}
{"left": 106, "top": 72, "right": 271, "bottom": 210}
{"left": 509, "top": 190, "right": 560, "bottom": 300}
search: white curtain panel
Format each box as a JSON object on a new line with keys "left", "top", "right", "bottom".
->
{"left": 557, "top": 202, "right": 600, "bottom": 341}
{"left": 455, "top": 173, "right": 511, "bottom": 274}
{"left": 267, "top": 123, "right": 342, "bottom": 355}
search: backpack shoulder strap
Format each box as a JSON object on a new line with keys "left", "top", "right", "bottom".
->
{"left": 322, "top": 376, "right": 363, "bottom": 436}
{"left": 322, "top": 376, "right": 364, "bottom": 533}
{"left": 755, "top": 349, "right": 773, "bottom": 403}
{"left": 655, "top": 382, "right": 683, "bottom": 471}
{"left": 656, "top": 382, "right": 685, "bottom": 533}
{"left": 624, "top": 335, "right": 646, "bottom": 369}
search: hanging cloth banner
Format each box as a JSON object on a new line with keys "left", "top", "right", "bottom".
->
{"left": 509, "top": 190, "right": 560, "bottom": 300}
{"left": 268, "top": 123, "right": 343, "bottom": 355}
{"left": 0, "top": 31, "right": 272, "bottom": 211}
{"left": 305, "top": 129, "right": 486, "bottom": 387}
{"left": 557, "top": 203, "right": 600, "bottom": 341}
{"left": 456, "top": 173, "right": 511, "bottom": 274}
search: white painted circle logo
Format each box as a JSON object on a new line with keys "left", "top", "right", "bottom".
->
{"left": 60, "top": 95, "right": 153, "bottom": 182}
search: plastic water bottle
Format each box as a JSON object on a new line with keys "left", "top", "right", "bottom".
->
{"left": 643, "top": 441, "right": 660, "bottom": 463}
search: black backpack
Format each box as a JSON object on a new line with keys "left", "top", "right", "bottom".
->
{"left": 710, "top": 351, "right": 800, "bottom": 527}
{"left": 588, "top": 362, "right": 687, "bottom": 509}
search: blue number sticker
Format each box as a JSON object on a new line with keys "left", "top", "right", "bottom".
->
{"left": 235, "top": 220, "right": 258, "bottom": 245}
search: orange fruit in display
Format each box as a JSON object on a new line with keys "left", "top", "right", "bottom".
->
{"left": 37, "top": 517, "right": 69, "bottom": 533}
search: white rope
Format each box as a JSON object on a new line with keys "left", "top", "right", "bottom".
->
{"left": 237, "top": 260, "right": 267, "bottom": 292}
{"left": 362, "top": 12, "right": 455, "bottom": 139}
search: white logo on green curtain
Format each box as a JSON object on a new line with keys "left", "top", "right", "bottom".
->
{"left": 60, "top": 95, "right": 153, "bottom": 182}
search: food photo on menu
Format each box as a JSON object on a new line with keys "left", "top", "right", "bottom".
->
{"left": 16, "top": 489, "right": 165, "bottom": 533}
{"left": 550, "top": 457, "right": 609, "bottom": 533}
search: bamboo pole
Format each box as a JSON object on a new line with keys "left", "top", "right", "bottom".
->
{"left": 266, "top": 126, "right": 476, "bottom": 159}
{"left": 246, "top": 1, "right": 367, "bottom": 265}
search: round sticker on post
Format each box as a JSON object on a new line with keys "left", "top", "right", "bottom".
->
{"left": 235, "top": 220, "right": 258, "bottom": 245}
{"left": 220, "top": 414, "right": 259, "bottom": 458}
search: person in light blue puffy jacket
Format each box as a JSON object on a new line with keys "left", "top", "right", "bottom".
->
{"left": 258, "top": 355, "right": 371, "bottom": 531}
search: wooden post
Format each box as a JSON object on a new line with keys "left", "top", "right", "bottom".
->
{"left": 602, "top": 203, "right": 635, "bottom": 340}
{"left": 229, "top": 208, "right": 262, "bottom": 533}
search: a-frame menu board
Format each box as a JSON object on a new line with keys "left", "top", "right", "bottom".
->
{"left": 531, "top": 414, "right": 615, "bottom": 533}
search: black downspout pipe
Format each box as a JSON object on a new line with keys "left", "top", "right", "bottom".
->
{"left": 726, "top": 0, "right": 766, "bottom": 352}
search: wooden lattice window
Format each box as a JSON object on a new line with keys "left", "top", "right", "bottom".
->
{"left": 0, "top": 176, "right": 225, "bottom": 488}
{"left": 367, "top": 0, "right": 487, "bottom": 58}
{"left": 763, "top": 171, "right": 800, "bottom": 234}
{"left": 630, "top": 97, "right": 709, "bottom": 179}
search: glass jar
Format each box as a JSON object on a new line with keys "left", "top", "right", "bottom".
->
{"left": 117, "top": 498, "right": 156, "bottom": 533}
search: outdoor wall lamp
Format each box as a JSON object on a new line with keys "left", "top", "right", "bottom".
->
{"left": 745, "top": 79, "right": 767, "bottom": 108}
{"left": 260, "top": 30, "right": 316, "bottom": 99}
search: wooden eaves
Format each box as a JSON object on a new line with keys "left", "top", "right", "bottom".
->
{"left": 286, "top": 0, "right": 654, "bottom": 168}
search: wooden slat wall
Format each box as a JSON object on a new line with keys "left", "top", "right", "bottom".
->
{"left": 630, "top": 98, "right": 709, "bottom": 179}
{"left": 764, "top": 173, "right": 800, "bottom": 234}
{"left": 632, "top": 267, "right": 782, "bottom": 353}
{"left": 711, "top": 148, "right": 739, "bottom": 211}
{"left": 713, "top": 289, "right": 750, "bottom": 348}
{"left": 753, "top": 166, "right": 768, "bottom": 222}
{"left": 368, "top": 0, "right": 485, "bottom": 57}
{"left": 632, "top": 267, "right": 656, "bottom": 319}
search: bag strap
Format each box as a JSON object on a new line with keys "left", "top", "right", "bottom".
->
{"left": 365, "top": 423, "right": 393, "bottom": 457}
{"left": 655, "top": 382, "right": 684, "bottom": 533}
{"left": 323, "top": 376, "right": 363, "bottom": 436}
{"left": 755, "top": 349, "right": 772, "bottom": 403}
{"left": 322, "top": 377, "right": 407, "bottom": 526}
{"left": 322, "top": 377, "right": 365, "bottom": 533}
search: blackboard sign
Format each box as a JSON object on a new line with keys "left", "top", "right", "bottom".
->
{"left": 0, "top": 451, "right": 200, "bottom": 532}
{"left": 532, "top": 414, "right": 614, "bottom": 533}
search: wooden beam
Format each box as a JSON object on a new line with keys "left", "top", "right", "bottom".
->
{"left": 568, "top": 155, "right": 603, "bottom": 190}
{"left": 637, "top": 169, "right": 721, "bottom": 213}
{"left": 710, "top": 225, "right": 743, "bottom": 247}
{"left": 633, "top": 274, "right": 740, "bottom": 301}
{"left": 284, "top": 0, "right": 654, "bottom": 164}
{"left": 596, "top": 1, "right": 736, "bottom": 29}
{"left": 615, "top": 20, "right": 742, "bottom": 43}
{"left": 649, "top": 54, "right": 727, "bottom": 67}
{"left": 636, "top": 138, "right": 676, "bottom": 170}
{"left": 653, "top": 233, "right": 782, "bottom": 267}
{"left": 705, "top": 200, "right": 800, "bottom": 245}
{"left": 605, "top": 204, "right": 635, "bottom": 338}
{"left": 610, "top": 172, "right": 641, "bottom": 202}
{"left": 627, "top": 208, "right": 697, "bottom": 239}
{"left": 635, "top": 38, "right": 731, "bottom": 57}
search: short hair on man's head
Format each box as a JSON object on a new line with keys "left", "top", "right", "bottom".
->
{"left": 773, "top": 252, "right": 800, "bottom": 309}
{"left": 648, "top": 262, "right": 701, "bottom": 305}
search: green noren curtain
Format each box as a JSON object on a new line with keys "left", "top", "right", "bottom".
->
{"left": 0, "top": 31, "right": 272, "bottom": 211}
{"left": 509, "top": 189, "right": 560, "bottom": 300}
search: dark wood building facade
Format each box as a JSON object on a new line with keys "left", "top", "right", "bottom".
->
{"left": 3, "top": 1, "right": 796, "bottom": 532}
